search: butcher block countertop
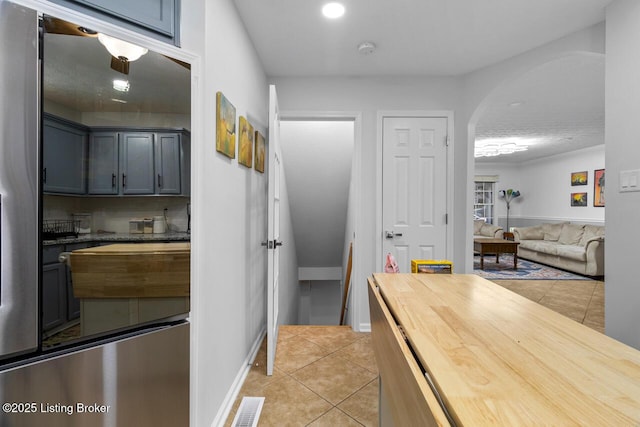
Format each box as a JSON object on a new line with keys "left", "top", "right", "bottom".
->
{"left": 369, "top": 273, "right": 640, "bottom": 426}
{"left": 70, "top": 243, "right": 190, "bottom": 298}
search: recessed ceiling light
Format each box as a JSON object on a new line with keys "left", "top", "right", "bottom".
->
{"left": 322, "top": 2, "right": 345, "bottom": 19}
{"left": 508, "top": 101, "right": 524, "bottom": 107}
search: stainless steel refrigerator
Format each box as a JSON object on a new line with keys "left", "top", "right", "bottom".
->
{"left": 0, "top": 2, "right": 189, "bottom": 425}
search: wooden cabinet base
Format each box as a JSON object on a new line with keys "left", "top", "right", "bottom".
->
{"left": 81, "top": 297, "right": 189, "bottom": 336}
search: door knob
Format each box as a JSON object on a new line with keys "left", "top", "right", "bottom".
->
{"left": 385, "top": 230, "right": 403, "bottom": 239}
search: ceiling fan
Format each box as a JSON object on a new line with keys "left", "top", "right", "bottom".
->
{"left": 42, "top": 16, "right": 190, "bottom": 75}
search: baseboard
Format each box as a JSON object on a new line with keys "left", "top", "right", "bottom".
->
{"left": 359, "top": 323, "right": 371, "bottom": 333}
{"left": 211, "top": 327, "right": 266, "bottom": 427}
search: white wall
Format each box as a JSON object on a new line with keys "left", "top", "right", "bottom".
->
{"left": 184, "top": 1, "right": 297, "bottom": 425}
{"left": 605, "top": 0, "right": 640, "bottom": 349}
{"left": 271, "top": 76, "right": 464, "bottom": 331}
{"left": 476, "top": 144, "right": 605, "bottom": 228}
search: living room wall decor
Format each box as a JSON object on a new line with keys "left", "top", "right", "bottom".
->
{"left": 571, "top": 192, "right": 587, "bottom": 207}
{"left": 571, "top": 171, "right": 588, "bottom": 186}
{"left": 594, "top": 169, "right": 605, "bottom": 207}
{"left": 216, "top": 91, "right": 236, "bottom": 159}
{"left": 238, "top": 116, "right": 254, "bottom": 168}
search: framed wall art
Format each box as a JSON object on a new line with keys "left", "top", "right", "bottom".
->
{"left": 254, "top": 131, "right": 265, "bottom": 173}
{"left": 238, "top": 116, "right": 254, "bottom": 168}
{"left": 594, "top": 169, "right": 605, "bottom": 207}
{"left": 571, "top": 171, "right": 588, "bottom": 186}
{"left": 216, "top": 91, "right": 236, "bottom": 159}
{"left": 571, "top": 192, "right": 588, "bottom": 207}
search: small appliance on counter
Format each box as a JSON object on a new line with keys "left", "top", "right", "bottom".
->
{"left": 129, "top": 218, "right": 154, "bottom": 234}
{"left": 153, "top": 215, "right": 166, "bottom": 234}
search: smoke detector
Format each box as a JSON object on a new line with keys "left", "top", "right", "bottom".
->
{"left": 357, "top": 42, "right": 376, "bottom": 55}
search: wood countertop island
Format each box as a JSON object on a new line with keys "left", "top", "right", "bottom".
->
{"left": 70, "top": 242, "right": 190, "bottom": 298}
{"left": 368, "top": 273, "right": 640, "bottom": 426}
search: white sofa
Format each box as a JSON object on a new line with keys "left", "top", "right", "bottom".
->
{"left": 512, "top": 222, "right": 604, "bottom": 276}
{"left": 473, "top": 219, "right": 504, "bottom": 239}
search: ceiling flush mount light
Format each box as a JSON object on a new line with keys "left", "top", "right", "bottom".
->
{"left": 322, "top": 2, "right": 345, "bottom": 19}
{"left": 98, "top": 33, "right": 148, "bottom": 62}
{"left": 474, "top": 137, "right": 537, "bottom": 158}
{"left": 112, "top": 79, "right": 130, "bottom": 92}
{"left": 357, "top": 41, "right": 376, "bottom": 55}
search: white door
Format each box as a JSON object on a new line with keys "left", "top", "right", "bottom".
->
{"left": 382, "top": 116, "right": 449, "bottom": 272}
{"left": 266, "top": 85, "right": 282, "bottom": 376}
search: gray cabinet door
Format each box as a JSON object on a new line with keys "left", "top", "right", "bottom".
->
{"left": 42, "top": 263, "right": 67, "bottom": 332}
{"left": 43, "top": 118, "right": 87, "bottom": 194}
{"left": 155, "top": 133, "right": 181, "bottom": 194}
{"left": 47, "top": 0, "right": 178, "bottom": 43}
{"left": 121, "top": 132, "right": 155, "bottom": 194}
{"left": 88, "top": 132, "right": 119, "bottom": 194}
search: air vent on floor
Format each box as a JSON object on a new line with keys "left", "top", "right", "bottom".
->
{"left": 232, "top": 397, "right": 265, "bottom": 427}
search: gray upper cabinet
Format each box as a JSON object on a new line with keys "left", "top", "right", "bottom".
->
{"left": 121, "top": 132, "right": 156, "bottom": 195}
{"left": 156, "top": 133, "right": 181, "bottom": 194}
{"left": 48, "top": 0, "right": 180, "bottom": 45}
{"left": 88, "top": 132, "right": 119, "bottom": 195}
{"left": 43, "top": 116, "right": 88, "bottom": 195}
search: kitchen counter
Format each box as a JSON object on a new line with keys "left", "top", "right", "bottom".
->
{"left": 70, "top": 242, "right": 190, "bottom": 298}
{"left": 369, "top": 273, "right": 640, "bottom": 426}
{"left": 43, "top": 231, "right": 190, "bottom": 246}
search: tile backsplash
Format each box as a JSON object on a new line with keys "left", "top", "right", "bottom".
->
{"left": 44, "top": 195, "right": 190, "bottom": 234}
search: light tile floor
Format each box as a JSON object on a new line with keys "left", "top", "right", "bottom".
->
{"left": 225, "top": 279, "right": 604, "bottom": 426}
{"left": 225, "top": 325, "right": 379, "bottom": 427}
{"left": 492, "top": 279, "right": 605, "bottom": 333}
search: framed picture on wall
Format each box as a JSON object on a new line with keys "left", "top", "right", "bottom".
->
{"left": 594, "top": 169, "right": 605, "bottom": 207}
{"left": 571, "top": 171, "right": 588, "bottom": 186}
{"left": 216, "top": 91, "right": 236, "bottom": 159}
{"left": 238, "top": 116, "right": 254, "bottom": 168}
{"left": 571, "top": 192, "right": 588, "bottom": 207}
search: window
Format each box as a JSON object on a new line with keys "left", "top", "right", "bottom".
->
{"left": 474, "top": 177, "right": 497, "bottom": 224}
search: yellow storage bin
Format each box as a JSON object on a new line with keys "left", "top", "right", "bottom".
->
{"left": 411, "top": 259, "right": 453, "bottom": 274}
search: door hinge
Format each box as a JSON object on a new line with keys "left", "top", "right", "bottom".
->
{"left": 444, "top": 213, "right": 448, "bottom": 224}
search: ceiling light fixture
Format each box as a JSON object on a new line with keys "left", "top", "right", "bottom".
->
{"left": 357, "top": 41, "right": 377, "bottom": 55}
{"left": 474, "top": 137, "right": 537, "bottom": 158}
{"left": 98, "top": 33, "right": 148, "bottom": 62}
{"left": 112, "top": 79, "right": 130, "bottom": 92}
{"left": 322, "top": 2, "right": 345, "bottom": 19}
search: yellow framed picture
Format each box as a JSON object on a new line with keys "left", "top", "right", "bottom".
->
{"left": 238, "top": 116, "right": 254, "bottom": 168}
{"left": 216, "top": 91, "right": 236, "bottom": 159}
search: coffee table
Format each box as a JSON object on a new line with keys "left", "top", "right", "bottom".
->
{"left": 473, "top": 238, "right": 520, "bottom": 270}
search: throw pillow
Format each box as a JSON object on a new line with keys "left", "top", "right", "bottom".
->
{"left": 543, "top": 222, "right": 568, "bottom": 241}
{"left": 516, "top": 226, "right": 543, "bottom": 240}
{"left": 474, "top": 220, "right": 484, "bottom": 234}
{"left": 558, "top": 223, "right": 585, "bottom": 245}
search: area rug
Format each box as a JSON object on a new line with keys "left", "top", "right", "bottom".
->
{"left": 473, "top": 254, "right": 593, "bottom": 280}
